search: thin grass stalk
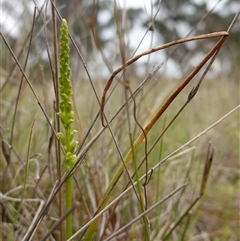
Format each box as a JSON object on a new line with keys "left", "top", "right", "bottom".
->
{"left": 50, "top": 0, "right": 63, "bottom": 238}
{"left": 40, "top": 202, "right": 79, "bottom": 241}
{"left": 162, "top": 143, "right": 214, "bottom": 240}
{"left": 179, "top": 212, "right": 192, "bottom": 241}
{"left": 131, "top": 91, "right": 151, "bottom": 239}
{"left": 151, "top": 115, "right": 166, "bottom": 239}
{"left": 103, "top": 183, "right": 188, "bottom": 241}
{"left": 130, "top": 132, "right": 151, "bottom": 240}
{"left": 18, "top": 117, "right": 36, "bottom": 225}
{"left": 164, "top": 197, "right": 199, "bottom": 241}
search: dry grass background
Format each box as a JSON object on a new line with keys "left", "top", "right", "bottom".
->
{"left": 0, "top": 2, "right": 239, "bottom": 241}
{"left": 1, "top": 72, "right": 239, "bottom": 240}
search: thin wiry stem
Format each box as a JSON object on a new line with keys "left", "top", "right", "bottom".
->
{"left": 227, "top": 9, "right": 240, "bottom": 32}
{"left": 16, "top": 116, "right": 37, "bottom": 237}
{"left": 162, "top": 143, "right": 214, "bottom": 240}
{"left": 40, "top": 202, "right": 80, "bottom": 241}
{"left": 51, "top": 0, "right": 63, "bottom": 239}
{"left": 103, "top": 183, "right": 188, "bottom": 241}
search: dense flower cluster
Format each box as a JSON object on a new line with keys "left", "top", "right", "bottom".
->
{"left": 58, "top": 19, "right": 78, "bottom": 172}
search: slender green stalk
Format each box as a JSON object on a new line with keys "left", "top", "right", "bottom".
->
{"left": 58, "top": 19, "right": 78, "bottom": 239}
{"left": 130, "top": 133, "right": 150, "bottom": 240}
{"left": 66, "top": 174, "right": 73, "bottom": 238}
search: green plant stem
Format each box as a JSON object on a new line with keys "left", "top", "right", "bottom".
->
{"left": 130, "top": 133, "right": 150, "bottom": 240}
{"left": 65, "top": 128, "right": 73, "bottom": 238}
{"left": 58, "top": 19, "right": 78, "bottom": 239}
{"left": 66, "top": 175, "right": 73, "bottom": 239}
{"left": 18, "top": 117, "right": 36, "bottom": 220}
